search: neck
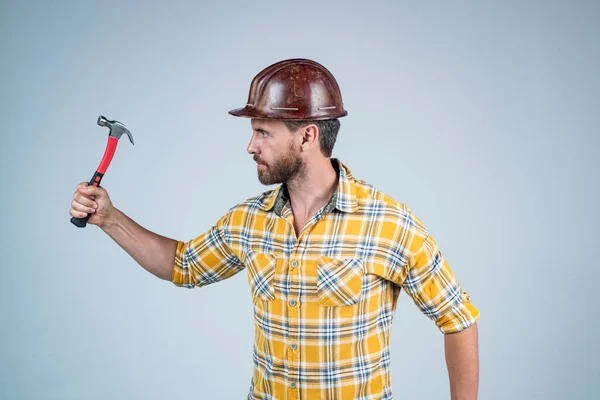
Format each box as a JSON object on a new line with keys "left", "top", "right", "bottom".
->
{"left": 286, "top": 158, "right": 338, "bottom": 219}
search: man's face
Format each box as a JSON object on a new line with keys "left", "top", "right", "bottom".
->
{"left": 247, "top": 119, "right": 303, "bottom": 185}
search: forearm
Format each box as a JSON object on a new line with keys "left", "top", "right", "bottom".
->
{"left": 444, "top": 322, "right": 479, "bottom": 400}
{"left": 101, "top": 207, "right": 178, "bottom": 281}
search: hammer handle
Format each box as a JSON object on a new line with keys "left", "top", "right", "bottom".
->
{"left": 70, "top": 171, "right": 105, "bottom": 227}
{"left": 71, "top": 136, "right": 118, "bottom": 228}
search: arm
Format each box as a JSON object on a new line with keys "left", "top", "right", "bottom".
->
{"left": 396, "top": 208, "right": 481, "bottom": 397}
{"left": 102, "top": 207, "right": 178, "bottom": 281}
{"left": 445, "top": 322, "right": 479, "bottom": 400}
{"left": 70, "top": 183, "right": 178, "bottom": 281}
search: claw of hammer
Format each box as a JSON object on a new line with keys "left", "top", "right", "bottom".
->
{"left": 97, "top": 115, "right": 135, "bottom": 145}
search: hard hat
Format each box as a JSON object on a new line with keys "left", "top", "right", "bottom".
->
{"left": 228, "top": 58, "right": 348, "bottom": 120}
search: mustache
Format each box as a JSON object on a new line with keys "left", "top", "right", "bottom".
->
{"left": 254, "top": 157, "right": 266, "bottom": 164}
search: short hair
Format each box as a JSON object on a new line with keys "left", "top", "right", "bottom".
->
{"left": 283, "top": 119, "right": 340, "bottom": 157}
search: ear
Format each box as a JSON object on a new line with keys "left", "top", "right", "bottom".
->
{"left": 299, "top": 123, "right": 319, "bottom": 151}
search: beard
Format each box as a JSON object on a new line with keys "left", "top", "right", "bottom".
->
{"left": 255, "top": 144, "right": 304, "bottom": 186}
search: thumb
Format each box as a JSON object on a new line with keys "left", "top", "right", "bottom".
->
{"left": 80, "top": 184, "right": 104, "bottom": 197}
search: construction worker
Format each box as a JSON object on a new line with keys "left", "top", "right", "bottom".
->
{"left": 70, "top": 58, "right": 480, "bottom": 399}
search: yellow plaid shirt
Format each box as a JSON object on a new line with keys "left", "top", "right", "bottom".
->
{"left": 172, "top": 158, "right": 480, "bottom": 399}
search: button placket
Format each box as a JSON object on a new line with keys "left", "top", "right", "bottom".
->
{"left": 287, "top": 256, "right": 300, "bottom": 397}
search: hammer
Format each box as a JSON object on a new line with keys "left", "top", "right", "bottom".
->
{"left": 71, "top": 115, "right": 134, "bottom": 228}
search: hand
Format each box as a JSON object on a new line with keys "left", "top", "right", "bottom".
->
{"left": 70, "top": 182, "right": 115, "bottom": 228}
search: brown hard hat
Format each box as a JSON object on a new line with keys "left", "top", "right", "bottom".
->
{"left": 229, "top": 58, "right": 348, "bottom": 120}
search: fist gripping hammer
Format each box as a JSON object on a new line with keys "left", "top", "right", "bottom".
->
{"left": 71, "top": 115, "right": 134, "bottom": 228}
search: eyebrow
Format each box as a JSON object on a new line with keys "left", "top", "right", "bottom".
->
{"left": 254, "top": 127, "right": 270, "bottom": 134}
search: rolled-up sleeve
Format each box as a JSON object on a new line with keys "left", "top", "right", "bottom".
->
{"left": 172, "top": 212, "right": 245, "bottom": 289}
{"left": 401, "top": 214, "right": 480, "bottom": 334}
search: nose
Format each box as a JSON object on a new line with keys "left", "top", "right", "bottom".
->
{"left": 247, "top": 135, "right": 258, "bottom": 155}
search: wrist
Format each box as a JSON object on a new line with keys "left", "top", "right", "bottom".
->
{"left": 101, "top": 207, "right": 120, "bottom": 233}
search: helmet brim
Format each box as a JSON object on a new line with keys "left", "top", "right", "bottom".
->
{"left": 228, "top": 106, "right": 263, "bottom": 119}
{"left": 228, "top": 106, "right": 348, "bottom": 120}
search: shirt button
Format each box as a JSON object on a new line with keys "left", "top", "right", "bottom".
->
{"left": 289, "top": 299, "right": 297, "bottom": 307}
{"left": 290, "top": 343, "right": 297, "bottom": 350}
{"left": 291, "top": 260, "right": 298, "bottom": 268}
{"left": 290, "top": 382, "right": 297, "bottom": 389}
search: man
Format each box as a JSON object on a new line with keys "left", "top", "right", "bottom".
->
{"left": 70, "top": 58, "right": 480, "bottom": 399}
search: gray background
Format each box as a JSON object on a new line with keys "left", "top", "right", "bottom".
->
{"left": 1, "top": 0, "right": 598, "bottom": 399}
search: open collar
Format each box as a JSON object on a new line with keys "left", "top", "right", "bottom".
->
{"left": 259, "top": 158, "right": 359, "bottom": 215}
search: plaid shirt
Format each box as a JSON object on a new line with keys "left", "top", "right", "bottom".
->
{"left": 172, "top": 158, "right": 480, "bottom": 399}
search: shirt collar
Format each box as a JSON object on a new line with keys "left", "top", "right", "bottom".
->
{"left": 259, "top": 158, "right": 359, "bottom": 215}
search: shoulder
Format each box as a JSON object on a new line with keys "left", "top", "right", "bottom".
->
{"left": 217, "top": 187, "right": 277, "bottom": 221}
{"left": 352, "top": 177, "right": 429, "bottom": 238}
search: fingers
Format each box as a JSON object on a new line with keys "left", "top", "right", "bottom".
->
{"left": 73, "top": 186, "right": 96, "bottom": 207}
{"left": 71, "top": 182, "right": 100, "bottom": 218}
{"left": 71, "top": 181, "right": 112, "bottom": 221}
{"left": 70, "top": 205, "right": 94, "bottom": 219}
{"left": 71, "top": 197, "right": 97, "bottom": 216}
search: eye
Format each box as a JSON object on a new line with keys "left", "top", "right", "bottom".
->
{"left": 261, "top": 131, "right": 268, "bottom": 137}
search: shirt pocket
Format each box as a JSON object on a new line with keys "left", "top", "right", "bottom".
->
{"left": 316, "top": 256, "right": 364, "bottom": 306}
{"left": 245, "top": 249, "right": 276, "bottom": 302}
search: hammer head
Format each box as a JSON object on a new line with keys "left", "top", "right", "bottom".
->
{"left": 97, "top": 115, "right": 135, "bottom": 145}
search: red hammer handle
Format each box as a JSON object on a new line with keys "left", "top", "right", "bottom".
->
{"left": 70, "top": 137, "right": 119, "bottom": 228}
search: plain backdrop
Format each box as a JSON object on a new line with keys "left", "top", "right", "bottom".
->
{"left": 1, "top": 1, "right": 598, "bottom": 399}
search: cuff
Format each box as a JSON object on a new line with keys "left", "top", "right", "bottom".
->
{"left": 436, "top": 291, "right": 480, "bottom": 334}
{"left": 171, "top": 240, "right": 191, "bottom": 287}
